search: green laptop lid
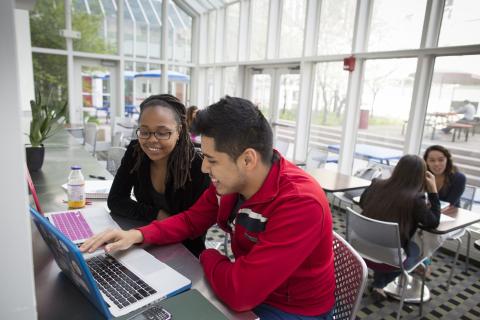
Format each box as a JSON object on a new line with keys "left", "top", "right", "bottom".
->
{"left": 161, "top": 289, "right": 228, "bottom": 320}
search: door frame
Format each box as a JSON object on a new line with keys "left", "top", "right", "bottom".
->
{"left": 245, "top": 64, "right": 300, "bottom": 148}
{"left": 73, "top": 58, "right": 120, "bottom": 142}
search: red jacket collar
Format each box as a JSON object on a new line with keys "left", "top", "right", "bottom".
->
{"left": 243, "top": 150, "right": 284, "bottom": 205}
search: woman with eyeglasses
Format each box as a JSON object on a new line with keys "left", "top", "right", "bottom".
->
{"left": 107, "top": 94, "right": 210, "bottom": 257}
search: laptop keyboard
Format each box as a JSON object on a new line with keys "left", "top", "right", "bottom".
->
{"left": 50, "top": 210, "right": 93, "bottom": 241}
{"left": 87, "top": 254, "right": 157, "bottom": 309}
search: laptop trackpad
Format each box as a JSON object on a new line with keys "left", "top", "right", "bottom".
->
{"left": 113, "top": 248, "right": 166, "bottom": 276}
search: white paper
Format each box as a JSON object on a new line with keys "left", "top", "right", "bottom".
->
{"left": 62, "top": 180, "right": 113, "bottom": 199}
{"left": 440, "top": 214, "right": 455, "bottom": 222}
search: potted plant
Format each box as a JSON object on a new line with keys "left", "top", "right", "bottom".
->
{"left": 26, "top": 89, "right": 67, "bottom": 171}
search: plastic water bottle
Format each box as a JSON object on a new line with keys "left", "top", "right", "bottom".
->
{"left": 67, "top": 165, "right": 86, "bottom": 208}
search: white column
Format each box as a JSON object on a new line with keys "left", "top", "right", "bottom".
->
{"left": 404, "top": 0, "right": 444, "bottom": 154}
{"left": 293, "top": 0, "right": 321, "bottom": 162}
{"left": 214, "top": 68, "right": 222, "bottom": 100}
{"left": 0, "top": 1, "right": 36, "bottom": 319}
{"left": 192, "top": 14, "right": 207, "bottom": 106}
{"left": 237, "top": 0, "right": 250, "bottom": 62}
{"left": 302, "top": 0, "right": 321, "bottom": 57}
{"left": 190, "top": 15, "right": 200, "bottom": 105}
{"left": 117, "top": 0, "right": 125, "bottom": 122}
{"left": 294, "top": 62, "right": 315, "bottom": 162}
{"left": 236, "top": 65, "right": 246, "bottom": 97}
{"left": 266, "top": 0, "right": 281, "bottom": 60}
{"left": 215, "top": 8, "right": 225, "bottom": 63}
{"left": 338, "top": 0, "right": 372, "bottom": 174}
{"left": 65, "top": 0, "right": 80, "bottom": 124}
{"left": 339, "top": 61, "right": 365, "bottom": 174}
{"left": 14, "top": 9, "right": 35, "bottom": 113}
{"left": 160, "top": 0, "right": 169, "bottom": 93}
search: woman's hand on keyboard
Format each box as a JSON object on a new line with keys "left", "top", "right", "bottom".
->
{"left": 80, "top": 229, "right": 144, "bottom": 253}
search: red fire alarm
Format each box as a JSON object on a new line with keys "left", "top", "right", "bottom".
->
{"left": 343, "top": 56, "right": 355, "bottom": 72}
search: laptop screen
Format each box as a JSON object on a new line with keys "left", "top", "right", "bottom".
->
{"left": 30, "top": 207, "right": 111, "bottom": 319}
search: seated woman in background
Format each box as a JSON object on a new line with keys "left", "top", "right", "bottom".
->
{"left": 186, "top": 105, "right": 198, "bottom": 130}
{"left": 359, "top": 155, "right": 441, "bottom": 300}
{"left": 423, "top": 145, "right": 466, "bottom": 208}
{"left": 186, "top": 105, "right": 200, "bottom": 146}
{"left": 108, "top": 94, "right": 210, "bottom": 257}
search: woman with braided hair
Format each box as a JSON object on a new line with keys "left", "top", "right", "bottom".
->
{"left": 107, "top": 94, "right": 210, "bottom": 256}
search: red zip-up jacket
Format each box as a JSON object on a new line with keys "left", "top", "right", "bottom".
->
{"left": 138, "top": 153, "right": 335, "bottom": 316}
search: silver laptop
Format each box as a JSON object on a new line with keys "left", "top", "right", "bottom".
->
{"left": 30, "top": 206, "right": 191, "bottom": 318}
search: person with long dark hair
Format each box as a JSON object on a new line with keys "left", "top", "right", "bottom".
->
{"left": 186, "top": 105, "right": 200, "bottom": 146}
{"left": 107, "top": 94, "right": 210, "bottom": 257}
{"left": 423, "top": 145, "right": 466, "bottom": 208}
{"left": 186, "top": 105, "right": 198, "bottom": 131}
{"left": 359, "top": 155, "right": 441, "bottom": 300}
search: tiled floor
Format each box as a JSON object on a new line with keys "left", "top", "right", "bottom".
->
{"left": 205, "top": 208, "right": 480, "bottom": 320}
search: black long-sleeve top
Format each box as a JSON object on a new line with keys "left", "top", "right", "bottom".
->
{"left": 438, "top": 171, "right": 466, "bottom": 208}
{"left": 108, "top": 140, "right": 211, "bottom": 256}
{"left": 359, "top": 180, "right": 441, "bottom": 250}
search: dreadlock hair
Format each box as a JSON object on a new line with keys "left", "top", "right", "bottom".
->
{"left": 132, "top": 94, "right": 195, "bottom": 190}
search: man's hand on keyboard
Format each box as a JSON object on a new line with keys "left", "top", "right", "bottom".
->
{"left": 80, "top": 229, "right": 144, "bottom": 253}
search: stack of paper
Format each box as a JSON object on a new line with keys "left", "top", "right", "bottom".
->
{"left": 63, "top": 180, "right": 113, "bottom": 199}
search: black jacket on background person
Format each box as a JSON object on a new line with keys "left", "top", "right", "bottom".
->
{"left": 360, "top": 179, "right": 441, "bottom": 251}
{"left": 108, "top": 140, "right": 210, "bottom": 256}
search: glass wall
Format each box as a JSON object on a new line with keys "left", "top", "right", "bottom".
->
{"left": 422, "top": 55, "right": 480, "bottom": 144}
{"left": 168, "top": 1, "right": 192, "bottom": 62}
{"left": 124, "top": 61, "right": 134, "bottom": 108}
{"left": 317, "top": 0, "right": 356, "bottom": 55}
{"left": 206, "top": 68, "right": 215, "bottom": 105}
{"left": 277, "top": 73, "right": 300, "bottom": 122}
{"left": 33, "top": 53, "right": 68, "bottom": 102}
{"left": 421, "top": 55, "right": 480, "bottom": 186}
{"left": 207, "top": 11, "right": 216, "bottom": 63}
{"left": 308, "top": 62, "right": 349, "bottom": 151}
{"left": 141, "top": 0, "right": 161, "bottom": 58}
{"left": 224, "top": 3, "right": 240, "bottom": 62}
{"left": 438, "top": 0, "right": 480, "bottom": 47}
{"left": 368, "top": 0, "right": 427, "bottom": 51}
{"left": 127, "top": 0, "right": 148, "bottom": 57}
{"left": 279, "top": 0, "right": 306, "bottom": 58}
{"left": 251, "top": 73, "right": 271, "bottom": 117}
{"left": 360, "top": 58, "right": 417, "bottom": 137}
{"left": 349, "top": 58, "right": 417, "bottom": 169}
{"left": 249, "top": 0, "right": 269, "bottom": 60}
{"left": 123, "top": 0, "right": 134, "bottom": 56}
{"left": 168, "top": 66, "right": 190, "bottom": 104}
{"left": 72, "top": 0, "right": 117, "bottom": 54}
{"left": 223, "top": 67, "right": 238, "bottom": 96}
{"left": 30, "top": 0, "right": 66, "bottom": 49}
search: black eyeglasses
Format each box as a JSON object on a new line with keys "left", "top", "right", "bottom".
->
{"left": 135, "top": 128, "right": 173, "bottom": 140}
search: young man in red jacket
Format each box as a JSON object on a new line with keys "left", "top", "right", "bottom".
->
{"left": 81, "top": 96, "right": 335, "bottom": 319}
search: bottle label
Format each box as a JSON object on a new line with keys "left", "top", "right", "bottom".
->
{"left": 68, "top": 183, "right": 85, "bottom": 208}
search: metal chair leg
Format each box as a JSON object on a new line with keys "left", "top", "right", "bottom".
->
{"left": 397, "top": 272, "right": 408, "bottom": 320}
{"left": 465, "top": 230, "right": 471, "bottom": 272}
{"left": 447, "top": 238, "right": 462, "bottom": 290}
{"left": 419, "top": 266, "right": 426, "bottom": 317}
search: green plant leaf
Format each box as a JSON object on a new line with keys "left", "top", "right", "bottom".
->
{"left": 28, "top": 88, "right": 67, "bottom": 146}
